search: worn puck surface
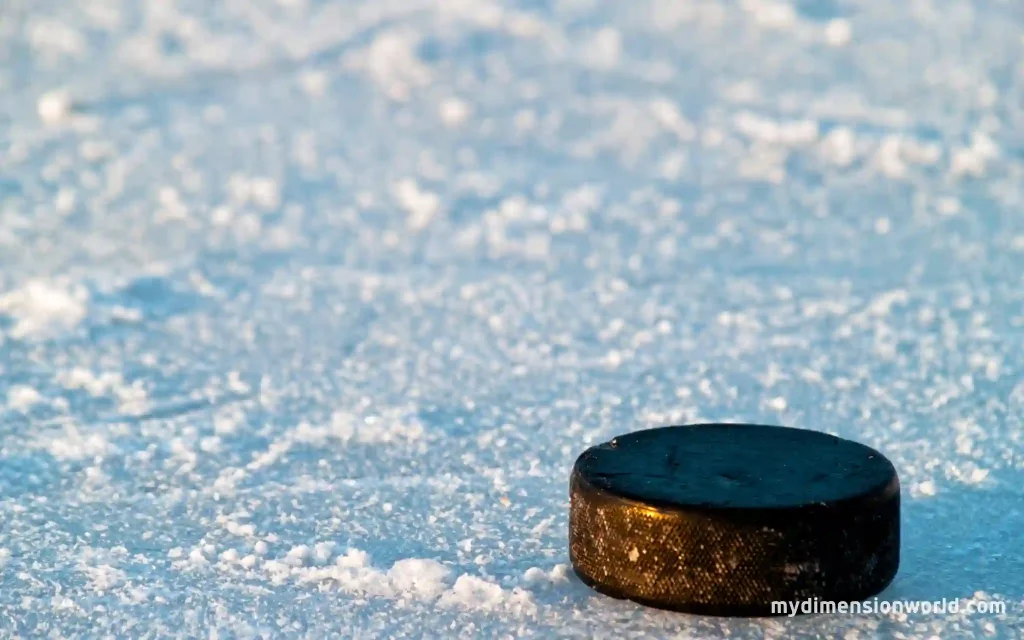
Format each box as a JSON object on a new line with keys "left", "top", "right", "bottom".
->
{"left": 569, "top": 423, "right": 900, "bottom": 616}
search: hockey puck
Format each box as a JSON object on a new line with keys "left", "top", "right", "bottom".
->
{"left": 568, "top": 423, "right": 900, "bottom": 616}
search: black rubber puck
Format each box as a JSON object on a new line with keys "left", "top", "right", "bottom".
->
{"left": 568, "top": 423, "right": 900, "bottom": 616}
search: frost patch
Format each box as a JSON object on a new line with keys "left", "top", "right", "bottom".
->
{"left": 733, "top": 112, "right": 819, "bottom": 146}
{"left": 38, "top": 422, "right": 111, "bottom": 461}
{"left": 824, "top": 19, "right": 852, "bottom": 47}
{"left": 8, "top": 385, "right": 43, "bottom": 411}
{"left": 522, "top": 564, "right": 570, "bottom": 588}
{"left": 284, "top": 548, "right": 450, "bottom": 600}
{"left": 0, "top": 279, "right": 89, "bottom": 340}
{"left": 209, "top": 544, "right": 537, "bottom": 613}
{"left": 912, "top": 480, "right": 938, "bottom": 497}
{"left": 580, "top": 28, "right": 622, "bottom": 69}
{"left": 394, "top": 179, "right": 441, "bottom": 231}
{"left": 291, "top": 409, "right": 425, "bottom": 445}
{"left": 28, "top": 21, "right": 85, "bottom": 58}
{"left": 743, "top": 0, "right": 797, "bottom": 29}
{"left": 81, "top": 565, "right": 126, "bottom": 592}
{"left": 37, "top": 90, "right": 73, "bottom": 124}
{"left": 438, "top": 575, "right": 536, "bottom": 614}
{"left": 345, "top": 29, "right": 432, "bottom": 101}
{"left": 867, "top": 290, "right": 909, "bottom": 317}
{"left": 56, "top": 368, "right": 149, "bottom": 415}
{"left": 387, "top": 558, "right": 452, "bottom": 599}
{"left": 439, "top": 97, "right": 472, "bottom": 128}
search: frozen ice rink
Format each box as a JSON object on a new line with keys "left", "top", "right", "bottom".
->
{"left": 0, "top": 0, "right": 1021, "bottom": 636}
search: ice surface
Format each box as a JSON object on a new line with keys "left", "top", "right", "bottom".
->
{"left": 0, "top": 0, "right": 1022, "bottom": 637}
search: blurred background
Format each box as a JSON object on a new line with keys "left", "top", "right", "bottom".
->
{"left": 0, "top": 1, "right": 1021, "bottom": 637}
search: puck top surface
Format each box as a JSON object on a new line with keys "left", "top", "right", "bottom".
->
{"left": 575, "top": 423, "right": 896, "bottom": 510}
